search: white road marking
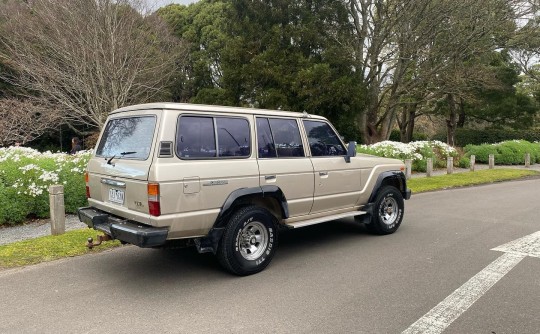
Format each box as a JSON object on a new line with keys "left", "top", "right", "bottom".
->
{"left": 402, "top": 231, "right": 540, "bottom": 334}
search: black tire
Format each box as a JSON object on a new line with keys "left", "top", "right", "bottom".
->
{"left": 217, "top": 206, "right": 278, "bottom": 276}
{"left": 366, "top": 186, "right": 404, "bottom": 235}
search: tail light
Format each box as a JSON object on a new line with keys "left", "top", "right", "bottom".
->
{"left": 85, "top": 171, "right": 91, "bottom": 198}
{"left": 148, "top": 183, "right": 161, "bottom": 216}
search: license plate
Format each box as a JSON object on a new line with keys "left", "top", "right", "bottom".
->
{"left": 109, "top": 189, "right": 125, "bottom": 204}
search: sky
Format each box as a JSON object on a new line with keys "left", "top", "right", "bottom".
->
{"left": 151, "top": 0, "right": 199, "bottom": 8}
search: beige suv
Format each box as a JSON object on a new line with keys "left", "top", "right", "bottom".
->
{"left": 78, "top": 103, "right": 411, "bottom": 275}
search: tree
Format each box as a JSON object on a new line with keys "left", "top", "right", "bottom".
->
{"left": 0, "top": 0, "right": 186, "bottom": 130}
{"left": 347, "top": 0, "right": 524, "bottom": 145}
{"left": 0, "top": 98, "right": 60, "bottom": 146}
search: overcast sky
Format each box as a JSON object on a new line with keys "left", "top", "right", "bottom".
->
{"left": 150, "top": 0, "right": 199, "bottom": 8}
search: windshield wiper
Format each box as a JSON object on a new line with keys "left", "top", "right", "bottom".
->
{"left": 106, "top": 151, "right": 137, "bottom": 165}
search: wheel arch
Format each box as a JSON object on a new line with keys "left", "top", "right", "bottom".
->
{"left": 195, "top": 186, "right": 288, "bottom": 255}
{"left": 368, "top": 171, "right": 410, "bottom": 204}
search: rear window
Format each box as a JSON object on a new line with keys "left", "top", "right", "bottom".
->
{"left": 176, "top": 116, "right": 251, "bottom": 159}
{"left": 96, "top": 116, "right": 156, "bottom": 160}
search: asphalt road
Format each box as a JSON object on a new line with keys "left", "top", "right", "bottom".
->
{"left": 1, "top": 180, "right": 539, "bottom": 334}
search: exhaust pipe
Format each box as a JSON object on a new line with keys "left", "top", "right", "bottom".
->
{"left": 86, "top": 234, "right": 113, "bottom": 249}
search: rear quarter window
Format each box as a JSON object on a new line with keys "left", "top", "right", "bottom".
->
{"left": 176, "top": 115, "right": 251, "bottom": 159}
{"left": 96, "top": 116, "right": 156, "bottom": 160}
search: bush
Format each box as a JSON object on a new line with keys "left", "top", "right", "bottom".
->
{"left": 0, "top": 147, "right": 90, "bottom": 225}
{"left": 443, "top": 129, "right": 540, "bottom": 146}
{"left": 464, "top": 140, "right": 540, "bottom": 165}
{"left": 357, "top": 141, "right": 459, "bottom": 172}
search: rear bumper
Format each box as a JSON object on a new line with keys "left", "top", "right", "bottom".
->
{"left": 77, "top": 207, "right": 168, "bottom": 248}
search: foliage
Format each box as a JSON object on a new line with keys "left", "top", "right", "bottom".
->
{"left": 0, "top": 0, "right": 184, "bottom": 129}
{"left": 0, "top": 147, "right": 90, "bottom": 225}
{"left": 357, "top": 141, "right": 458, "bottom": 172}
{"left": 158, "top": 0, "right": 365, "bottom": 141}
{"left": 464, "top": 140, "right": 540, "bottom": 165}
{"left": 0, "top": 229, "right": 121, "bottom": 269}
{"left": 440, "top": 128, "right": 540, "bottom": 146}
{"left": 408, "top": 169, "right": 539, "bottom": 193}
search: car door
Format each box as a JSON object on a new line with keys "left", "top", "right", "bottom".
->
{"left": 303, "top": 120, "right": 362, "bottom": 214}
{"left": 256, "top": 117, "right": 315, "bottom": 217}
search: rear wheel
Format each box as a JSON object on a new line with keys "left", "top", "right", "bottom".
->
{"left": 217, "top": 206, "right": 278, "bottom": 276}
{"left": 366, "top": 186, "right": 404, "bottom": 235}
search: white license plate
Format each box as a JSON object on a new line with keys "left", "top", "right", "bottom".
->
{"left": 108, "top": 189, "right": 125, "bottom": 204}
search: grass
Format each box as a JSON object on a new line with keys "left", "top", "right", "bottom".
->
{"left": 0, "top": 229, "right": 122, "bottom": 269}
{"left": 408, "top": 169, "right": 539, "bottom": 193}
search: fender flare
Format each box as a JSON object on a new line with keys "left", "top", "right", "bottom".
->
{"left": 368, "top": 170, "right": 411, "bottom": 203}
{"left": 195, "top": 186, "right": 289, "bottom": 254}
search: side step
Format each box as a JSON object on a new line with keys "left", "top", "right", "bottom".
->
{"left": 285, "top": 211, "right": 367, "bottom": 229}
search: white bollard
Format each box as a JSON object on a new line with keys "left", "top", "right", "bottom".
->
{"left": 49, "top": 185, "right": 65, "bottom": 236}
{"left": 426, "top": 158, "right": 433, "bottom": 177}
{"left": 525, "top": 153, "right": 530, "bottom": 168}
{"left": 447, "top": 157, "right": 454, "bottom": 174}
{"left": 489, "top": 154, "right": 495, "bottom": 169}
{"left": 405, "top": 159, "right": 412, "bottom": 180}
{"left": 470, "top": 155, "right": 475, "bottom": 172}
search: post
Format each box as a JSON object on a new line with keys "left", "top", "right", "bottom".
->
{"left": 447, "top": 157, "right": 454, "bottom": 174}
{"left": 405, "top": 159, "right": 412, "bottom": 180}
{"left": 426, "top": 158, "right": 433, "bottom": 177}
{"left": 525, "top": 153, "right": 531, "bottom": 168}
{"left": 49, "top": 185, "right": 65, "bottom": 236}
{"left": 489, "top": 154, "right": 495, "bottom": 169}
{"left": 470, "top": 155, "right": 476, "bottom": 172}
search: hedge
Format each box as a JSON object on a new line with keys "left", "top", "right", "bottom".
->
{"left": 434, "top": 129, "right": 540, "bottom": 146}
{"left": 464, "top": 140, "right": 540, "bottom": 165}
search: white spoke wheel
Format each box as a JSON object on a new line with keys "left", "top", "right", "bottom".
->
{"left": 217, "top": 206, "right": 278, "bottom": 276}
{"left": 367, "top": 186, "right": 404, "bottom": 235}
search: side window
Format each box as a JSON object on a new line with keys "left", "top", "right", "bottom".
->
{"left": 177, "top": 116, "right": 251, "bottom": 159}
{"left": 256, "top": 118, "right": 277, "bottom": 158}
{"left": 177, "top": 116, "right": 216, "bottom": 158}
{"left": 268, "top": 118, "right": 304, "bottom": 157}
{"left": 303, "top": 120, "right": 346, "bottom": 157}
{"left": 216, "top": 118, "right": 250, "bottom": 157}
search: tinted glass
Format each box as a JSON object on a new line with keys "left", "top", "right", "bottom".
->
{"left": 256, "top": 118, "right": 277, "bottom": 158}
{"left": 177, "top": 117, "right": 216, "bottom": 158}
{"left": 216, "top": 118, "right": 250, "bottom": 157}
{"left": 269, "top": 118, "right": 304, "bottom": 157}
{"left": 303, "top": 120, "right": 346, "bottom": 156}
{"left": 96, "top": 116, "right": 156, "bottom": 160}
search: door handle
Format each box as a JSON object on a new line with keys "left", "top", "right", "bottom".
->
{"left": 319, "top": 171, "right": 328, "bottom": 177}
{"left": 265, "top": 175, "right": 277, "bottom": 180}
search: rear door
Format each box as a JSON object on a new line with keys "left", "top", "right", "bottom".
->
{"left": 87, "top": 111, "right": 159, "bottom": 219}
{"left": 256, "top": 117, "right": 314, "bottom": 217}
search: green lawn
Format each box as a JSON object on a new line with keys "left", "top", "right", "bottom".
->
{"left": 0, "top": 229, "right": 121, "bottom": 269}
{"left": 408, "top": 169, "right": 539, "bottom": 193}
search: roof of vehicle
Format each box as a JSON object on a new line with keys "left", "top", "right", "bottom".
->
{"left": 111, "top": 102, "right": 327, "bottom": 120}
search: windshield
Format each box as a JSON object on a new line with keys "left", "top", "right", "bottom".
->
{"left": 96, "top": 116, "right": 156, "bottom": 160}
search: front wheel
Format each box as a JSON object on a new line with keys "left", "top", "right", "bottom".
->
{"left": 366, "top": 186, "right": 404, "bottom": 235}
{"left": 217, "top": 206, "right": 278, "bottom": 276}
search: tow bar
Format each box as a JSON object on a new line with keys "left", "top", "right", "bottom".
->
{"left": 86, "top": 234, "right": 113, "bottom": 249}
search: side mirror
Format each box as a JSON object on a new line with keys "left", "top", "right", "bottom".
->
{"left": 345, "top": 141, "right": 356, "bottom": 163}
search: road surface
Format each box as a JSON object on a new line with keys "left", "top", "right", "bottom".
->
{"left": 1, "top": 179, "right": 539, "bottom": 333}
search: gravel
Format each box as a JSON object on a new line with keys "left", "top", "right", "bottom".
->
{"left": 0, "top": 215, "right": 87, "bottom": 246}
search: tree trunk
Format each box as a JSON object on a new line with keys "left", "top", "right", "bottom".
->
{"left": 405, "top": 104, "right": 417, "bottom": 143}
{"left": 457, "top": 97, "right": 466, "bottom": 128}
{"left": 446, "top": 93, "right": 457, "bottom": 146}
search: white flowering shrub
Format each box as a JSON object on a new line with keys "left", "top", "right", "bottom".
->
{"left": 358, "top": 141, "right": 459, "bottom": 172}
{"left": 0, "top": 147, "right": 91, "bottom": 224}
